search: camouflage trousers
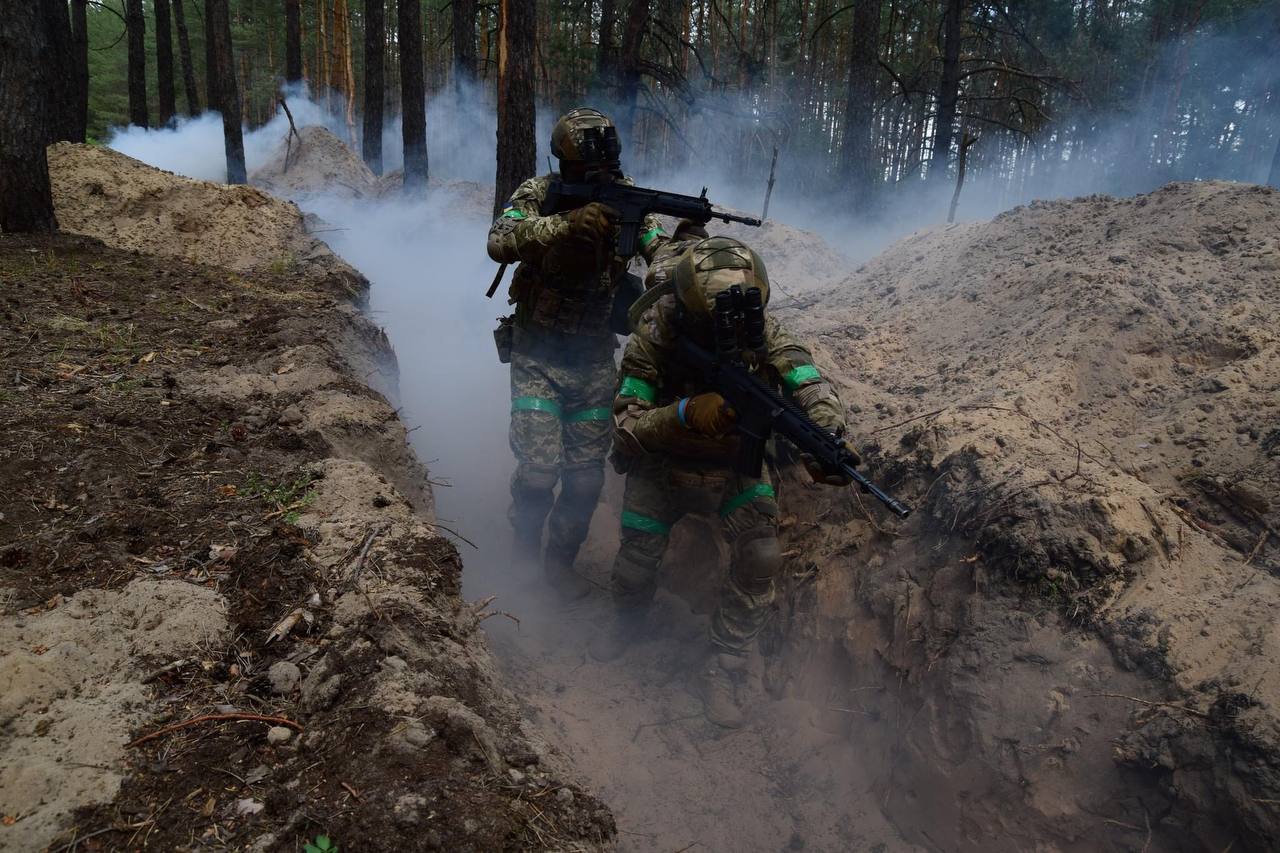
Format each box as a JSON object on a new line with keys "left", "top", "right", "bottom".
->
{"left": 612, "top": 454, "right": 782, "bottom": 654}
{"left": 507, "top": 332, "right": 616, "bottom": 568}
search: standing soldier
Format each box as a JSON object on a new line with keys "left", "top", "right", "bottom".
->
{"left": 486, "top": 108, "right": 668, "bottom": 599}
{"left": 589, "top": 237, "right": 852, "bottom": 728}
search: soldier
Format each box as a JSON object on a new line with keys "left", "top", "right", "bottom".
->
{"left": 486, "top": 108, "right": 669, "bottom": 599}
{"left": 589, "top": 236, "right": 851, "bottom": 728}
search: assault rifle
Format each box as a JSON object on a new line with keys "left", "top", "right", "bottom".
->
{"left": 672, "top": 285, "right": 912, "bottom": 519}
{"left": 541, "top": 179, "right": 762, "bottom": 258}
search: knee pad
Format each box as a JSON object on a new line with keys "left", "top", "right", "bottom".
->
{"left": 559, "top": 462, "right": 605, "bottom": 507}
{"left": 511, "top": 462, "right": 559, "bottom": 497}
{"left": 613, "top": 530, "right": 666, "bottom": 601}
{"left": 730, "top": 529, "right": 782, "bottom": 596}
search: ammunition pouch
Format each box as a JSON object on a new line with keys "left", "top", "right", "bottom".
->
{"left": 610, "top": 272, "right": 645, "bottom": 336}
{"left": 493, "top": 315, "right": 514, "bottom": 364}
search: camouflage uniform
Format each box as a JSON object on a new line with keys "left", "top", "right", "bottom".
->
{"left": 487, "top": 173, "right": 667, "bottom": 587}
{"left": 609, "top": 241, "right": 846, "bottom": 654}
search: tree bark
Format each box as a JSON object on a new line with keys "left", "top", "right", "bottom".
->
{"left": 43, "top": 0, "right": 79, "bottom": 143}
{"left": 1, "top": 2, "right": 58, "bottom": 232}
{"left": 930, "top": 0, "right": 963, "bottom": 181}
{"left": 155, "top": 0, "right": 177, "bottom": 125}
{"left": 206, "top": 0, "right": 247, "bottom": 183}
{"left": 125, "top": 0, "right": 149, "bottom": 127}
{"left": 495, "top": 0, "right": 536, "bottom": 216}
{"left": 453, "top": 0, "right": 477, "bottom": 93}
{"left": 71, "top": 0, "right": 89, "bottom": 140}
{"left": 399, "top": 0, "right": 429, "bottom": 191}
{"left": 839, "top": 0, "right": 881, "bottom": 211}
{"left": 173, "top": 0, "right": 200, "bottom": 115}
{"left": 363, "top": 0, "right": 385, "bottom": 174}
{"left": 1269, "top": 137, "right": 1280, "bottom": 188}
{"left": 285, "top": 0, "right": 304, "bottom": 84}
{"left": 617, "top": 0, "right": 649, "bottom": 140}
{"left": 597, "top": 0, "right": 617, "bottom": 86}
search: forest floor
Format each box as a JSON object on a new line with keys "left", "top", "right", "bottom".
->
{"left": 0, "top": 146, "right": 615, "bottom": 853}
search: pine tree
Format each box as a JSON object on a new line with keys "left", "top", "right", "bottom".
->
{"left": 206, "top": 0, "right": 247, "bottom": 183}
{"left": 363, "top": 0, "right": 385, "bottom": 174}
{"left": 1, "top": 1, "right": 58, "bottom": 232}
{"left": 495, "top": 0, "right": 536, "bottom": 215}
{"left": 125, "top": 0, "right": 149, "bottom": 127}
{"left": 399, "top": 0, "right": 428, "bottom": 191}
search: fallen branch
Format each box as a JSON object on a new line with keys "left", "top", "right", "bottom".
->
{"left": 346, "top": 523, "right": 387, "bottom": 589}
{"left": 1085, "top": 692, "right": 1209, "bottom": 719}
{"left": 128, "top": 713, "right": 303, "bottom": 748}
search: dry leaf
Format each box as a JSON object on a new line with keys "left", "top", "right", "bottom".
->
{"left": 1, "top": 815, "right": 15, "bottom": 826}
{"left": 217, "top": 484, "right": 238, "bottom": 497}
{"left": 274, "top": 362, "right": 296, "bottom": 375}
{"left": 208, "top": 543, "right": 239, "bottom": 563}
{"left": 31, "top": 645, "right": 48, "bottom": 656}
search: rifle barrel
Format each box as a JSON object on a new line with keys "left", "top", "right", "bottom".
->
{"left": 845, "top": 465, "right": 912, "bottom": 518}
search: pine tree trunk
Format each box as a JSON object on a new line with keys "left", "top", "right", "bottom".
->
{"left": 839, "top": 0, "right": 880, "bottom": 211}
{"left": 71, "top": 0, "right": 89, "bottom": 141}
{"left": 363, "top": 0, "right": 384, "bottom": 174}
{"left": 617, "top": 0, "right": 648, "bottom": 141}
{"left": 399, "top": 0, "right": 429, "bottom": 191}
{"left": 453, "top": 0, "right": 477, "bottom": 92}
{"left": 206, "top": 0, "right": 247, "bottom": 183}
{"left": 155, "top": 0, "right": 177, "bottom": 125}
{"left": 285, "top": 0, "right": 303, "bottom": 84}
{"left": 125, "top": 0, "right": 149, "bottom": 127}
{"left": 43, "top": 0, "right": 79, "bottom": 143}
{"left": 597, "top": 0, "right": 617, "bottom": 86}
{"left": 173, "top": 0, "right": 200, "bottom": 115}
{"left": 1, "top": 2, "right": 57, "bottom": 232}
{"left": 495, "top": 0, "right": 536, "bottom": 216}
{"left": 1269, "top": 137, "right": 1280, "bottom": 188}
{"left": 930, "top": 0, "right": 963, "bottom": 181}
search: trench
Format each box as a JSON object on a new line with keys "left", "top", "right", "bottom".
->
{"left": 308, "top": 197, "right": 1207, "bottom": 853}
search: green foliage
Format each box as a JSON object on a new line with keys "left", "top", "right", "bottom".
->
{"left": 242, "top": 471, "right": 317, "bottom": 521}
{"left": 303, "top": 835, "right": 337, "bottom": 853}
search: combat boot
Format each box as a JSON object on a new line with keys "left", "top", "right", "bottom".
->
{"left": 700, "top": 652, "right": 747, "bottom": 729}
{"left": 588, "top": 607, "right": 648, "bottom": 662}
{"left": 543, "top": 546, "right": 593, "bottom": 601}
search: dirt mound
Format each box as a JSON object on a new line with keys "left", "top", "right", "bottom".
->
{"left": 252, "top": 125, "right": 379, "bottom": 199}
{"left": 774, "top": 180, "right": 1280, "bottom": 848}
{"left": 48, "top": 142, "right": 361, "bottom": 289}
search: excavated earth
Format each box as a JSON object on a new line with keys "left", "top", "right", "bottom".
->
{"left": 0, "top": 146, "right": 612, "bottom": 852}
{"left": 8, "top": 129, "right": 1279, "bottom": 853}
{"left": 770, "top": 180, "right": 1280, "bottom": 851}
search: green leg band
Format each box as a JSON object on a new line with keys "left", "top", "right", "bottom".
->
{"left": 566, "top": 406, "right": 612, "bottom": 423}
{"left": 621, "top": 510, "right": 672, "bottom": 536}
{"left": 512, "top": 396, "right": 563, "bottom": 418}
{"left": 720, "top": 483, "right": 776, "bottom": 518}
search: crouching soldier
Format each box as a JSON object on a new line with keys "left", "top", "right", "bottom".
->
{"left": 589, "top": 237, "right": 850, "bottom": 728}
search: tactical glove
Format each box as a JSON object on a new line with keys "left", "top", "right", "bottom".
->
{"left": 566, "top": 202, "right": 619, "bottom": 246}
{"left": 681, "top": 393, "right": 737, "bottom": 437}
{"left": 801, "top": 453, "right": 854, "bottom": 486}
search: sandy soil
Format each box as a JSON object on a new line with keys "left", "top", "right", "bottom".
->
{"left": 48, "top": 142, "right": 362, "bottom": 291}
{"left": 771, "top": 180, "right": 1280, "bottom": 849}
{"left": 0, "top": 146, "right": 614, "bottom": 850}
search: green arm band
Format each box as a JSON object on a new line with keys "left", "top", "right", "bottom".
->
{"left": 720, "top": 483, "right": 777, "bottom": 518}
{"left": 618, "top": 375, "right": 657, "bottom": 403}
{"left": 621, "top": 510, "right": 672, "bottom": 536}
{"left": 782, "top": 364, "right": 822, "bottom": 391}
{"left": 501, "top": 208, "right": 527, "bottom": 220}
{"left": 511, "top": 396, "right": 563, "bottom": 418}
{"left": 566, "top": 406, "right": 612, "bottom": 423}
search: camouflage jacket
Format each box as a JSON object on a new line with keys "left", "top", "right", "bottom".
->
{"left": 612, "top": 253, "right": 846, "bottom": 465}
{"left": 487, "top": 174, "right": 668, "bottom": 341}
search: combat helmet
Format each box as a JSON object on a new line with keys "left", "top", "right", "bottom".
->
{"left": 673, "top": 237, "right": 770, "bottom": 323}
{"left": 551, "top": 108, "right": 621, "bottom": 167}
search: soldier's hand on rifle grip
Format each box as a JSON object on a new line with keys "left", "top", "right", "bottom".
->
{"left": 801, "top": 453, "right": 854, "bottom": 486}
{"left": 567, "top": 202, "right": 620, "bottom": 247}
{"left": 680, "top": 393, "right": 737, "bottom": 437}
